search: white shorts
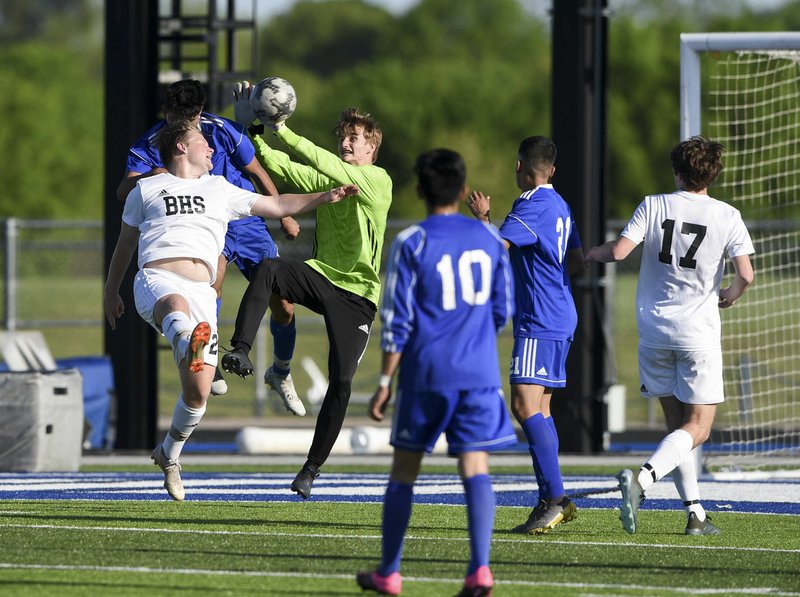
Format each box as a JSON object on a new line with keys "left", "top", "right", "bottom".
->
{"left": 637, "top": 345, "right": 724, "bottom": 405}
{"left": 133, "top": 267, "right": 219, "bottom": 367}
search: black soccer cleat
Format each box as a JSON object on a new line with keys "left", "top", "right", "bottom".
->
{"left": 291, "top": 465, "right": 320, "bottom": 499}
{"left": 685, "top": 512, "right": 722, "bottom": 536}
{"left": 220, "top": 347, "right": 254, "bottom": 378}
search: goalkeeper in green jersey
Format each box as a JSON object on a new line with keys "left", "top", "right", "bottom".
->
{"left": 223, "top": 83, "right": 393, "bottom": 498}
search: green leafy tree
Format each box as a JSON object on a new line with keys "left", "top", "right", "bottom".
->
{"left": 0, "top": 42, "right": 103, "bottom": 219}
{"left": 259, "top": 0, "right": 551, "bottom": 220}
{"left": 260, "top": 0, "right": 395, "bottom": 77}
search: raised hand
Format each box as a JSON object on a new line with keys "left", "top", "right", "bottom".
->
{"left": 232, "top": 81, "right": 257, "bottom": 126}
{"left": 467, "top": 190, "right": 492, "bottom": 221}
{"left": 328, "top": 184, "right": 360, "bottom": 203}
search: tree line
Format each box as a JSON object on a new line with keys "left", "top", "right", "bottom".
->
{"left": 0, "top": 0, "right": 796, "bottom": 221}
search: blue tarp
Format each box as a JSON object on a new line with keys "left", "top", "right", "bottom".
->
{"left": 56, "top": 356, "right": 114, "bottom": 450}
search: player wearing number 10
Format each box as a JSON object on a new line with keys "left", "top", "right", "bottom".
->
{"left": 357, "top": 149, "right": 516, "bottom": 596}
{"left": 585, "top": 136, "right": 755, "bottom": 535}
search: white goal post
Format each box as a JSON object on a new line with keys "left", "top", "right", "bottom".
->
{"left": 680, "top": 32, "right": 800, "bottom": 472}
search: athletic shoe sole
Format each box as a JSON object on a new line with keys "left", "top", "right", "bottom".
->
{"left": 617, "top": 469, "right": 643, "bottom": 534}
{"left": 188, "top": 322, "right": 211, "bottom": 373}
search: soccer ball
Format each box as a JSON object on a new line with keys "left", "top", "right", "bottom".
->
{"left": 249, "top": 77, "right": 297, "bottom": 126}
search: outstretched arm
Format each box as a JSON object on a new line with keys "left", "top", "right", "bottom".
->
{"left": 249, "top": 184, "right": 359, "bottom": 219}
{"left": 241, "top": 156, "right": 300, "bottom": 240}
{"left": 104, "top": 223, "right": 140, "bottom": 329}
{"left": 584, "top": 236, "right": 638, "bottom": 264}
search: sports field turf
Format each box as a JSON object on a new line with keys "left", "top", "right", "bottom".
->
{"left": 1, "top": 462, "right": 798, "bottom": 596}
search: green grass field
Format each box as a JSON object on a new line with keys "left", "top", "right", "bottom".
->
{"left": 1, "top": 461, "right": 799, "bottom": 596}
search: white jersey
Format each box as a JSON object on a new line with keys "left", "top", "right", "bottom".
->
{"left": 621, "top": 190, "right": 754, "bottom": 350}
{"left": 122, "top": 172, "right": 258, "bottom": 284}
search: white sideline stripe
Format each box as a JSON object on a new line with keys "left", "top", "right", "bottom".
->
{"left": 2, "top": 523, "right": 799, "bottom": 554}
{"left": 0, "top": 563, "right": 795, "bottom": 596}
{"left": 1, "top": 475, "right": 797, "bottom": 504}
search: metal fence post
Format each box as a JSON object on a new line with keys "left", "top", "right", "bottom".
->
{"left": 4, "top": 218, "right": 17, "bottom": 332}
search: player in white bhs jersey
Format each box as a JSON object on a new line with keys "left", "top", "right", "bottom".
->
{"left": 585, "top": 136, "right": 754, "bottom": 535}
{"left": 104, "top": 120, "right": 358, "bottom": 501}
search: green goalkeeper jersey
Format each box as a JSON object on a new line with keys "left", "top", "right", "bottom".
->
{"left": 250, "top": 126, "right": 392, "bottom": 306}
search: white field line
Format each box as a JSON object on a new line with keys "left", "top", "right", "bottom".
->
{"left": 1, "top": 522, "right": 799, "bottom": 554}
{"left": 0, "top": 562, "right": 796, "bottom": 596}
{"left": 0, "top": 475, "right": 797, "bottom": 504}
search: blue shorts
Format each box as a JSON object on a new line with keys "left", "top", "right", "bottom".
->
{"left": 390, "top": 387, "right": 517, "bottom": 455}
{"left": 224, "top": 216, "right": 278, "bottom": 281}
{"left": 509, "top": 337, "right": 571, "bottom": 387}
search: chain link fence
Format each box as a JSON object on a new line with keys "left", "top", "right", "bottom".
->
{"left": 0, "top": 217, "right": 647, "bottom": 424}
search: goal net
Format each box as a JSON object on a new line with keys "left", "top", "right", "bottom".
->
{"left": 680, "top": 33, "right": 800, "bottom": 470}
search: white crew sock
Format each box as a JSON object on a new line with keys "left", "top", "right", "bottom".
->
{"left": 638, "top": 428, "right": 694, "bottom": 492}
{"left": 672, "top": 449, "right": 707, "bottom": 521}
{"left": 161, "top": 395, "right": 206, "bottom": 461}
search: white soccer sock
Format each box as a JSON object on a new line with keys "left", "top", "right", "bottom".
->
{"left": 161, "top": 395, "right": 206, "bottom": 461}
{"left": 638, "top": 429, "right": 694, "bottom": 492}
{"left": 672, "top": 450, "right": 707, "bottom": 521}
{"left": 162, "top": 311, "right": 192, "bottom": 346}
{"left": 162, "top": 311, "right": 192, "bottom": 365}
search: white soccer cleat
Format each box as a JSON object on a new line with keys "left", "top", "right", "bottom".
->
{"left": 151, "top": 446, "right": 185, "bottom": 501}
{"left": 264, "top": 367, "right": 306, "bottom": 416}
{"left": 210, "top": 367, "right": 228, "bottom": 396}
{"left": 617, "top": 468, "right": 644, "bottom": 534}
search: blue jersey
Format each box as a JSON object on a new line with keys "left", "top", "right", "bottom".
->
{"left": 498, "top": 185, "right": 581, "bottom": 341}
{"left": 381, "top": 213, "right": 514, "bottom": 392}
{"left": 125, "top": 112, "right": 260, "bottom": 230}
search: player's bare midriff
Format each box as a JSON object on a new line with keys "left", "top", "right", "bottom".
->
{"left": 145, "top": 257, "right": 211, "bottom": 282}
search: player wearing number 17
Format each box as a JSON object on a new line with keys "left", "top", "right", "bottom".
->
{"left": 585, "top": 136, "right": 754, "bottom": 535}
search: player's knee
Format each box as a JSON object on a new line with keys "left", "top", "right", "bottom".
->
{"left": 328, "top": 376, "right": 352, "bottom": 402}
{"left": 695, "top": 426, "right": 712, "bottom": 445}
{"left": 270, "top": 297, "right": 294, "bottom": 323}
{"left": 182, "top": 386, "right": 209, "bottom": 408}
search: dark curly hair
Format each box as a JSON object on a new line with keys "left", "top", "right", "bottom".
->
{"left": 163, "top": 80, "right": 206, "bottom": 121}
{"left": 670, "top": 136, "right": 724, "bottom": 191}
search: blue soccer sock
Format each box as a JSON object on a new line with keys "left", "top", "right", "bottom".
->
{"left": 463, "top": 474, "right": 494, "bottom": 575}
{"left": 269, "top": 317, "right": 296, "bottom": 376}
{"left": 521, "top": 416, "right": 547, "bottom": 499}
{"left": 522, "top": 413, "right": 565, "bottom": 499}
{"left": 379, "top": 480, "right": 413, "bottom": 576}
{"left": 546, "top": 415, "right": 559, "bottom": 454}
